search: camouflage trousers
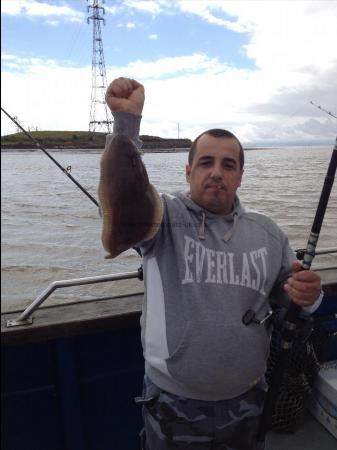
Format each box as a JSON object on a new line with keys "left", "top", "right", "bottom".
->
{"left": 136, "top": 376, "right": 266, "bottom": 450}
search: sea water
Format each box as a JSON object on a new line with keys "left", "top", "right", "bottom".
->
{"left": 1, "top": 146, "right": 336, "bottom": 311}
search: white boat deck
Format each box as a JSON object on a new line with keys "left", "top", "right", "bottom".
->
{"left": 266, "top": 411, "right": 336, "bottom": 449}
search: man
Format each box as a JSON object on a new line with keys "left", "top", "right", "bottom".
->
{"left": 104, "top": 77, "right": 322, "bottom": 449}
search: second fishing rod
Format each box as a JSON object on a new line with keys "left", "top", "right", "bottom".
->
{"left": 257, "top": 136, "right": 337, "bottom": 445}
{"left": 2, "top": 107, "right": 144, "bottom": 258}
{"left": 1, "top": 107, "right": 100, "bottom": 208}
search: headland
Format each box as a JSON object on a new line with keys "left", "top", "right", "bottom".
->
{"left": 1, "top": 131, "right": 192, "bottom": 153}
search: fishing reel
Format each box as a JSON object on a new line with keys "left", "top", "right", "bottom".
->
{"left": 242, "top": 309, "right": 273, "bottom": 326}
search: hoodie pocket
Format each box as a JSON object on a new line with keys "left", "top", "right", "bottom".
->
{"left": 166, "top": 320, "right": 269, "bottom": 395}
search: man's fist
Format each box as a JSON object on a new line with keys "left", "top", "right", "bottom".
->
{"left": 284, "top": 260, "right": 321, "bottom": 307}
{"left": 105, "top": 77, "right": 145, "bottom": 115}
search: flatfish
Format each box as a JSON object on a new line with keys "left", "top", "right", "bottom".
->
{"left": 98, "top": 134, "right": 163, "bottom": 258}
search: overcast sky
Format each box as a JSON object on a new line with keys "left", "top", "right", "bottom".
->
{"left": 1, "top": 0, "right": 337, "bottom": 145}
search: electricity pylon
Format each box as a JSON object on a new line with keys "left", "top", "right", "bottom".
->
{"left": 87, "top": 0, "right": 112, "bottom": 133}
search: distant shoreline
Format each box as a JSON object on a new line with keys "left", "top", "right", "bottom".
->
{"left": 1, "top": 146, "right": 191, "bottom": 153}
{"left": 1, "top": 131, "right": 330, "bottom": 152}
{"left": 1, "top": 146, "right": 280, "bottom": 153}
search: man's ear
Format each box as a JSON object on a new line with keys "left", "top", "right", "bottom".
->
{"left": 185, "top": 164, "right": 191, "bottom": 183}
{"left": 238, "top": 169, "right": 244, "bottom": 187}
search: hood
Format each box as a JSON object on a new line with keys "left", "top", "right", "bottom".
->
{"left": 176, "top": 192, "right": 245, "bottom": 242}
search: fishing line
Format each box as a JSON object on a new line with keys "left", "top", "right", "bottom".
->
{"left": 310, "top": 100, "right": 337, "bottom": 120}
{"left": 1, "top": 106, "right": 99, "bottom": 208}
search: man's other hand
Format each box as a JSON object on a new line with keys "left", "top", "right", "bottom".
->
{"left": 284, "top": 260, "right": 321, "bottom": 307}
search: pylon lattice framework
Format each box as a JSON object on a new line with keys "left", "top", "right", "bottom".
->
{"left": 87, "top": 0, "right": 112, "bottom": 133}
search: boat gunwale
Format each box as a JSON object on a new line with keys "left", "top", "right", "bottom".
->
{"left": 1, "top": 291, "right": 143, "bottom": 346}
{"left": 1, "top": 268, "right": 336, "bottom": 346}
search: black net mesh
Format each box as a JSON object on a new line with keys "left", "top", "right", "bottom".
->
{"left": 266, "top": 315, "right": 321, "bottom": 432}
{"left": 311, "top": 325, "right": 337, "bottom": 363}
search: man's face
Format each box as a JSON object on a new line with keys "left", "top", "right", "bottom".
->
{"left": 186, "top": 134, "right": 243, "bottom": 215}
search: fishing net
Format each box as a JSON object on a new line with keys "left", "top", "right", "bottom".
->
{"left": 265, "top": 310, "right": 336, "bottom": 432}
{"left": 311, "top": 317, "right": 337, "bottom": 363}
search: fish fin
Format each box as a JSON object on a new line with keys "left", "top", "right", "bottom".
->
{"left": 142, "top": 184, "right": 163, "bottom": 241}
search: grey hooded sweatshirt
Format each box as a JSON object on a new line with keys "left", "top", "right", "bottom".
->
{"left": 106, "top": 111, "right": 315, "bottom": 402}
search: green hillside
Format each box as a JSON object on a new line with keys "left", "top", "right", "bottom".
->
{"left": 1, "top": 130, "right": 192, "bottom": 151}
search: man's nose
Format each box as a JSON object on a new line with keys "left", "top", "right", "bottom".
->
{"left": 209, "top": 163, "right": 222, "bottom": 179}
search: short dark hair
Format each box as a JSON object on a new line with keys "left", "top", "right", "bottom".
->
{"left": 188, "top": 129, "right": 244, "bottom": 169}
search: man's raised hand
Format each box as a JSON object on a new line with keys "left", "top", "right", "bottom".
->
{"left": 105, "top": 77, "right": 145, "bottom": 115}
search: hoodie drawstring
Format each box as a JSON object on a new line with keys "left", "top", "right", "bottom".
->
{"left": 198, "top": 211, "right": 239, "bottom": 242}
{"left": 198, "top": 211, "right": 206, "bottom": 240}
{"left": 223, "top": 213, "right": 238, "bottom": 242}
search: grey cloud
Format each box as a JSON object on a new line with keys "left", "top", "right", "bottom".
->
{"left": 295, "top": 118, "right": 336, "bottom": 136}
{"left": 247, "top": 117, "right": 336, "bottom": 146}
{"left": 246, "top": 64, "right": 337, "bottom": 120}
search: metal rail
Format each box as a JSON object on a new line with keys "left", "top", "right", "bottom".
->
{"left": 6, "top": 270, "right": 142, "bottom": 328}
{"left": 295, "top": 247, "right": 337, "bottom": 273}
{"left": 296, "top": 247, "right": 337, "bottom": 258}
{"left": 5, "top": 246, "right": 336, "bottom": 329}
{"left": 315, "top": 265, "right": 337, "bottom": 271}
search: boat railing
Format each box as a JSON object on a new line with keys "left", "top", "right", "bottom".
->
{"left": 6, "top": 268, "right": 143, "bottom": 328}
{"left": 296, "top": 247, "right": 337, "bottom": 271}
{"left": 296, "top": 246, "right": 337, "bottom": 258}
{"left": 5, "top": 247, "right": 337, "bottom": 329}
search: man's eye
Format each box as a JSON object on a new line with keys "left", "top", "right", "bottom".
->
{"left": 224, "top": 163, "right": 236, "bottom": 170}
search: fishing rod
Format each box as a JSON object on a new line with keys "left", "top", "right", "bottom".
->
{"left": 1, "top": 107, "right": 99, "bottom": 208}
{"left": 257, "top": 136, "right": 337, "bottom": 445}
{"left": 310, "top": 100, "right": 337, "bottom": 120}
